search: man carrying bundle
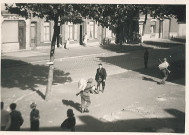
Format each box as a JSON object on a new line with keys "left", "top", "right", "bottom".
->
{"left": 76, "top": 78, "right": 96, "bottom": 113}
{"left": 158, "top": 58, "right": 171, "bottom": 84}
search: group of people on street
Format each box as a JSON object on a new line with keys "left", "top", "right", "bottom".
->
{"left": 1, "top": 101, "right": 76, "bottom": 132}
{"left": 1, "top": 101, "right": 39, "bottom": 131}
{"left": 76, "top": 63, "right": 107, "bottom": 113}
{"left": 143, "top": 48, "right": 171, "bottom": 85}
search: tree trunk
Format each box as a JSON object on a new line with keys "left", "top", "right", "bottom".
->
{"left": 45, "top": 15, "right": 59, "bottom": 100}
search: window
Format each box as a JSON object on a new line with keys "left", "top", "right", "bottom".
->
{"left": 67, "top": 22, "right": 77, "bottom": 40}
{"left": 87, "top": 21, "right": 95, "bottom": 39}
{"left": 2, "top": 21, "right": 18, "bottom": 43}
{"left": 68, "top": 25, "right": 73, "bottom": 40}
{"left": 44, "top": 22, "right": 50, "bottom": 42}
{"left": 31, "top": 22, "right": 37, "bottom": 44}
{"left": 150, "top": 21, "right": 156, "bottom": 34}
{"left": 90, "top": 22, "right": 94, "bottom": 38}
{"left": 105, "top": 28, "right": 112, "bottom": 38}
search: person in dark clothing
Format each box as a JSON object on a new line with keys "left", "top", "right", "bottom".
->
{"left": 95, "top": 63, "right": 107, "bottom": 93}
{"left": 76, "top": 78, "right": 94, "bottom": 113}
{"left": 144, "top": 48, "right": 149, "bottom": 69}
{"left": 9, "top": 103, "right": 24, "bottom": 131}
{"left": 61, "top": 109, "right": 76, "bottom": 131}
{"left": 30, "top": 102, "right": 40, "bottom": 131}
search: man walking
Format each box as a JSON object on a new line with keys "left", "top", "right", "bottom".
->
{"left": 76, "top": 78, "right": 94, "bottom": 113}
{"left": 1, "top": 102, "right": 11, "bottom": 131}
{"left": 9, "top": 103, "right": 24, "bottom": 131}
{"left": 144, "top": 48, "right": 149, "bottom": 69}
{"left": 95, "top": 63, "right": 107, "bottom": 93}
{"left": 158, "top": 58, "right": 171, "bottom": 84}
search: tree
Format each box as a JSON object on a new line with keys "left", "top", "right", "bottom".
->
{"left": 74, "top": 4, "right": 185, "bottom": 45}
{"left": 5, "top": 3, "right": 83, "bottom": 100}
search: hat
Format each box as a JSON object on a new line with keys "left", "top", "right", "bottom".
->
{"left": 87, "top": 78, "right": 93, "bottom": 83}
{"left": 67, "top": 109, "right": 74, "bottom": 117}
{"left": 30, "top": 102, "right": 37, "bottom": 109}
{"left": 99, "top": 63, "right": 102, "bottom": 65}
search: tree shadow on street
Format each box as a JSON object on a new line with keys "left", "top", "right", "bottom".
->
{"left": 20, "top": 108, "right": 185, "bottom": 132}
{"left": 143, "top": 40, "right": 185, "bottom": 48}
{"left": 100, "top": 43, "right": 144, "bottom": 53}
{"left": 1, "top": 59, "right": 72, "bottom": 93}
{"left": 100, "top": 40, "right": 185, "bottom": 54}
{"left": 62, "top": 99, "right": 81, "bottom": 112}
{"left": 97, "top": 45, "right": 185, "bottom": 85}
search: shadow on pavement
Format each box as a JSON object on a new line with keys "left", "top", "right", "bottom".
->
{"left": 100, "top": 43, "right": 144, "bottom": 53}
{"left": 1, "top": 59, "right": 72, "bottom": 96}
{"left": 20, "top": 108, "right": 185, "bottom": 132}
{"left": 143, "top": 41, "right": 185, "bottom": 48}
{"left": 97, "top": 46, "right": 185, "bottom": 85}
{"left": 142, "top": 76, "right": 159, "bottom": 83}
{"left": 100, "top": 40, "right": 185, "bottom": 53}
{"left": 62, "top": 99, "right": 81, "bottom": 112}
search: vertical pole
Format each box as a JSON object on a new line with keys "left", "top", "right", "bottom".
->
{"left": 45, "top": 15, "right": 58, "bottom": 100}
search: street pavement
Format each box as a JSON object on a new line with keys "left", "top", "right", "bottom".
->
{"left": 1, "top": 40, "right": 186, "bottom": 132}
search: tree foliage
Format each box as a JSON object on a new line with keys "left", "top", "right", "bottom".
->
{"left": 5, "top": 4, "right": 83, "bottom": 24}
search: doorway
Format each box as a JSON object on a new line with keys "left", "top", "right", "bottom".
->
{"left": 80, "top": 25, "right": 83, "bottom": 45}
{"left": 18, "top": 21, "right": 26, "bottom": 49}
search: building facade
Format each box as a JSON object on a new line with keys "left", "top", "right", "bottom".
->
{"left": 1, "top": 9, "right": 114, "bottom": 52}
{"left": 1, "top": 6, "right": 185, "bottom": 53}
{"left": 139, "top": 14, "right": 186, "bottom": 40}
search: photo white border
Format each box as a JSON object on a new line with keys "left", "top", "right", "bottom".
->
{"left": 0, "top": 0, "right": 188, "bottom": 135}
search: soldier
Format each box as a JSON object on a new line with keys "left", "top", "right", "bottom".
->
{"left": 76, "top": 78, "right": 94, "bottom": 113}
{"left": 30, "top": 102, "right": 40, "bottom": 131}
{"left": 95, "top": 63, "right": 107, "bottom": 93}
{"left": 158, "top": 58, "right": 171, "bottom": 84}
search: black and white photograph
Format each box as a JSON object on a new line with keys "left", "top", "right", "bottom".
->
{"left": 0, "top": 0, "right": 188, "bottom": 134}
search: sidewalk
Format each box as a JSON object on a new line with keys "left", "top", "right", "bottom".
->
{"left": 2, "top": 38, "right": 185, "bottom": 61}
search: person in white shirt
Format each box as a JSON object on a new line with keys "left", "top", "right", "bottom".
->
{"left": 158, "top": 58, "right": 170, "bottom": 84}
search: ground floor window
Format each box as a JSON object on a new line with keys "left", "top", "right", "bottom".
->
{"left": 68, "top": 22, "right": 77, "bottom": 40}
{"left": 87, "top": 21, "right": 96, "bottom": 39}
{"left": 105, "top": 28, "right": 113, "bottom": 38}
{"left": 44, "top": 22, "right": 50, "bottom": 42}
{"left": 2, "top": 20, "right": 18, "bottom": 43}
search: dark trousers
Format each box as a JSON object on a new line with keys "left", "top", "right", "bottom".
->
{"left": 31, "top": 121, "right": 39, "bottom": 131}
{"left": 97, "top": 80, "right": 105, "bottom": 91}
